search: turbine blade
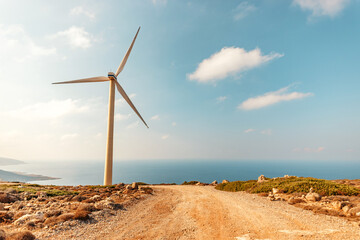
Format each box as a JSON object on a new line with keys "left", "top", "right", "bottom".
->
{"left": 115, "top": 27, "right": 140, "bottom": 77}
{"left": 52, "top": 76, "right": 109, "bottom": 84}
{"left": 114, "top": 80, "right": 149, "bottom": 128}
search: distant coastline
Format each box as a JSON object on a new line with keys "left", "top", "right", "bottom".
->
{"left": 0, "top": 157, "right": 60, "bottom": 182}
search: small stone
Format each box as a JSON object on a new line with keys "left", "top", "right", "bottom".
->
{"left": 211, "top": 180, "right": 218, "bottom": 185}
{"left": 257, "top": 175, "right": 266, "bottom": 183}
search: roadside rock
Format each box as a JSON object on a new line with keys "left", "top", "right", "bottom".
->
{"left": 305, "top": 192, "right": 322, "bottom": 202}
{"left": 131, "top": 182, "right": 138, "bottom": 190}
{"left": 211, "top": 180, "right": 218, "bottom": 185}
{"left": 222, "top": 180, "right": 229, "bottom": 184}
{"left": 331, "top": 201, "right": 343, "bottom": 210}
{"left": 257, "top": 175, "right": 266, "bottom": 183}
{"left": 348, "top": 207, "right": 360, "bottom": 217}
{"left": 272, "top": 188, "right": 279, "bottom": 194}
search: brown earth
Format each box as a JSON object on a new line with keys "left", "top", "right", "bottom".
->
{"left": 34, "top": 185, "right": 360, "bottom": 240}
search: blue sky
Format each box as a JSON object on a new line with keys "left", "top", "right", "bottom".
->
{"left": 0, "top": 0, "right": 359, "bottom": 161}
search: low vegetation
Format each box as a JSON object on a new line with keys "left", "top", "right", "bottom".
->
{"left": 181, "top": 181, "right": 199, "bottom": 185}
{"left": 0, "top": 184, "right": 78, "bottom": 196}
{"left": 215, "top": 177, "right": 360, "bottom": 196}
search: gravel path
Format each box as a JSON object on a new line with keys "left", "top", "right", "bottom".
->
{"left": 36, "top": 185, "right": 360, "bottom": 240}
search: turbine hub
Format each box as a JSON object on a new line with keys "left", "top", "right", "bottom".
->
{"left": 108, "top": 72, "right": 116, "bottom": 80}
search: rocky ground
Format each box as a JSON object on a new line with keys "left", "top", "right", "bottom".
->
{"left": 0, "top": 179, "right": 360, "bottom": 239}
{"left": 0, "top": 182, "right": 152, "bottom": 239}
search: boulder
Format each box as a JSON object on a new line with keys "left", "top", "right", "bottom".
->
{"left": 342, "top": 204, "right": 353, "bottom": 214}
{"left": 131, "top": 182, "right": 138, "bottom": 189}
{"left": 222, "top": 180, "right": 229, "bottom": 184}
{"left": 257, "top": 175, "right": 266, "bottom": 183}
{"left": 348, "top": 207, "right": 360, "bottom": 217}
{"left": 305, "top": 192, "right": 322, "bottom": 202}
{"left": 211, "top": 180, "right": 218, "bottom": 185}
{"left": 90, "top": 195, "right": 101, "bottom": 201}
{"left": 14, "top": 211, "right": 44, "bottom": 225}
{"left": 272, "top": 188, "right": 279, "bottom": 194}
{"left": 331, "top": 201, "right": 343, "bottom": 210}
{"left": 268, "top": 192, "right": 275, "bottom": 201}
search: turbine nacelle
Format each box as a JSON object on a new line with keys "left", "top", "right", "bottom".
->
{"left": 108, "top": 72, "right": 117, "bottom": 80}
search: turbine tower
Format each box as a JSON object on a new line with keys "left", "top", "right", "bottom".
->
{"left": 53, "top": 27, "right": 148, "bottom": 185}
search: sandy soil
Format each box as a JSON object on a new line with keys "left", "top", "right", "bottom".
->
{"left": 37, "top": 185, "right": 360, "bottom": 240}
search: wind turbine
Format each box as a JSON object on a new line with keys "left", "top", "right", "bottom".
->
{"left": 53, "top": 27, "right": 148, "bottom": 185}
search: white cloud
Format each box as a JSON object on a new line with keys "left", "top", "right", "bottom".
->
{"left": 49, "top": 26, "right": 93, "bottom": 49}
{"left": 151, "top": 115, "right": 160, "bottom": 120}
{"left": 216, "top": 96, "right": 227, "bottom": 103}
{"left": 293, "top": 147, "right": 325, "bottom": 152}
{"left": 115, "top": 113, "right": 132, "bottom": 121}
{"left": 5, "top": 99, "right": 89, "bottom": 120}
{"left": 60, "top": 133, "right": 79, "bottom": 141}
{"left": 70, "top": 6, "right": 95, "bottom": 19}
{"left": 293, "top": 0, "right": 350, "bottom": 17}
{"left": 244, "top": 128, "right": 256, "bottom": 133}
{"left": 233, "top": 2, "right": 256, "bottom": 20}
{"left": 260, "top": 129, "right": 272, "bottom": 135}
{"left": 126, "top": 121, "right": 139, "bottom": 129}
{"left": 0, "top": 24, "right": 56, "bottom": 63}
{"left": 161, "top": 134, "right": 169, "bottom": 140}
{"left": 172, "top": 122, "right": 177, "bottom": 127}
{"left": 238, "top": 85, "right": 313, "bottom": 110}
{"left": 188, "top": 47, "right": 283, "bottom": 83}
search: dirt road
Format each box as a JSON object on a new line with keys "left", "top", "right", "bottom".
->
{"left": 40, "top": 185, "right": 360, "bottom": 239}
{"left": 101, "top": 185, "right": 360, "bottom": 240}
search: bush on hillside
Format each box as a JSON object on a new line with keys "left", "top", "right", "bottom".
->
{"left": 181, "top": 181, "right": 199, "bottom": 185}
{"left": 215, "top": 177, "right": 360, "bottom": 196}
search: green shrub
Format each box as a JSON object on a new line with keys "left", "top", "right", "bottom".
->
{"left": 181, "top": 181, "right": 199, "bottom": 185}
{"left": 215, "top": 177, "right": 360, "bottom": 196}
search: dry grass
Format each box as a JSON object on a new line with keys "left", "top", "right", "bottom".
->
{"left": 43, "top": 216, "right": 57, "bottom": 226}
{"left": 44, "top": 210, "right": 62, "bottom": 218}
{"left": 257, "top": 192, "right": 268, "bottom": 197}
{"left": 77, "top": 204, "right": 97, "bottom": 212}
{"left": 57, "top": 213, "right": 74, "bottom": 222}
{"left": 6, "top": 231, "right": 35, "bottom": 240}
{"left": 0, "top": 193, "right": 14, "bottom": 203}
{"left": 288, "top": 198, "right": 306, "bottom": 205}
{"left": 0, "top": 229, "right": 5, "bottom": 240}
{"left": 0, "top": 211, "right": 12, "bottom": 223}
{"left": 73, "top": 210, "right": 90, "bottom": 221}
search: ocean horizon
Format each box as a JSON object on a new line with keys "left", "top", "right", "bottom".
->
{"left": 1, "top": 159, "right": 359, "bottom": 186}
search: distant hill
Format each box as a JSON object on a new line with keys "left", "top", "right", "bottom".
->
{"left": 0, "top": 157, "right": 25, "bottom": 166}
{"left": 0, "top": 169, "right": 59, "bottom": 182}
{"left": 0, "top": 157, "right": 58, "bottom": 182}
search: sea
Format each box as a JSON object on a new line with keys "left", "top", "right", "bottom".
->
{"left": 0, "top": 160, "right": 359, "bottom": 186}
